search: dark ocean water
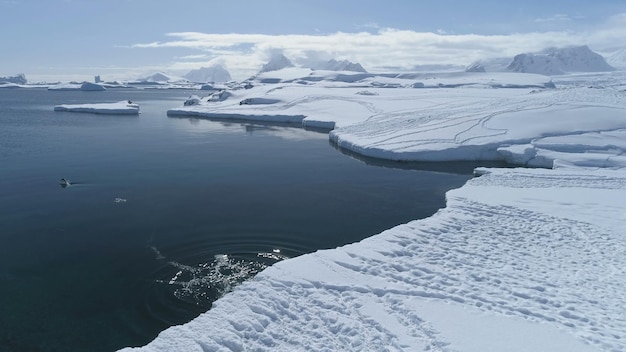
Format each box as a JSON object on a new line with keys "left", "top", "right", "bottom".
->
{"left": 0, "top": 88, "right": 487, "bottom": 351}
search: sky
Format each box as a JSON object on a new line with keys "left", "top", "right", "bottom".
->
{"left": 2, "top": 0, "right": 626, "bottom": 82}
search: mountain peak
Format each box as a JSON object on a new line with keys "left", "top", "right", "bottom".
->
{"left": 311, "top": 59, "right": 367, "bottom": 72}
{"left": 506, "top": 45, "right": 614, "bottom": 75}
{"left": 184, "top": 64, "right": 232, "bottom": 83}
{"left": 259, "top": 53, "right": 295, "bottom": 73}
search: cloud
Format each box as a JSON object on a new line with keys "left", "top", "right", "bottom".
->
{"left": 130, "top": 15, "right": 626, "bottom": 80}
{"left": 534, "top": 14, "right": 575, "bottom": 23}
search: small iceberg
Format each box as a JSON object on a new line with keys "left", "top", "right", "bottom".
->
{"left": 54, "top": 100, "right": 140, "bottom": 115}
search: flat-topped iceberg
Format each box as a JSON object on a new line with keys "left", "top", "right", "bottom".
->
{"left": 54, "top": 100, "right": 139, "bottom": 115}
{"left": 48, "top": 82, "right": 106, "bottom": 91}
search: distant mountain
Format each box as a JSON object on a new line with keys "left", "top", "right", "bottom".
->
{"left": 0, "top": 73, "right": 27, "bottom": 84}
{"left": 259, "top": 53, "right": 294, "bottom": 73}
{"left": 465, "top": 62, "right": 486, "bottom": 73}
{"left": 310, "top": 59, "right": 367, "bottom": 73}
{"left": 137, "top": 72, "right": 181, "bottom": 82}
{"left": 507, "top": 46, "right": 614, "bottom": 75}
{"left": 599, "top": 47, "right": 626, "bottom": 69}
{"left": 465, "top": 58, "right": 512, "bottom": 73}
{"left": 184, "top": 64, "right": 232, "bottom": 83}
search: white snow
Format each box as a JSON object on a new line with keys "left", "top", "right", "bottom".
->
{"left": 123, "top": 68, "right": 626, "bottom": 352}
{"left": 54, "top": 100, "right": 139, "bottom": 115}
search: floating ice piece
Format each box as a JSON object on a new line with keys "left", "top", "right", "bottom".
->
{"left": 54, "top": 101, "right": 139, "bottom": 115}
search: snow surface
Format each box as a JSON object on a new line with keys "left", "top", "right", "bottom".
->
{"left": 124, "top": 68, "right": 626, "bottom": 351}
{"left": 54, "top": 100, "right": 139, "bottom": 115}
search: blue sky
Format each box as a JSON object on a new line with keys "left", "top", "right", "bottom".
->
{"left": 2, "top": 0, "right": 626, "bottom": 81}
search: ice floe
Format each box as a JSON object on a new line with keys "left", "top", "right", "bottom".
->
{"left": 54, "top": 100, "right": 140, "bottom": 115}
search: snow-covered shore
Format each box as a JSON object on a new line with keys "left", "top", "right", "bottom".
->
{"left": 122, "top": 70, "right": 626, "bottom": 351}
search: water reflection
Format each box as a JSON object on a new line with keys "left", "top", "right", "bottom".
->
{"left": 329, "top": 139, "right": 512, "bottom": 174}
{"left": 169, "top": 114, "right": 328, "bottom": 141}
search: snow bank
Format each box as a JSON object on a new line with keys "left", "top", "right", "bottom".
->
{"left": 123, "top": 69, "right": 626, "bottom": 351}
{"left": 54, "top": 100, "right": 139, "bottom": 115}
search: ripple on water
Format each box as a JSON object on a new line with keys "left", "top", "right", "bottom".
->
{"left": 142, "top": 237, "right": 302, "bottom": 326}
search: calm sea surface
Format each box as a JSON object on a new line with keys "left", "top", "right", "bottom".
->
{"left": 0, "top": 88, "right": 492, "bottom": 351}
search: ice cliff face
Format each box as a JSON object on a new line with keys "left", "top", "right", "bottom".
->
{"left": 0, "top": 73, "right": 27, "bottom": 84}
{"left": 259, "top": 53, "right": 295, "bottom": 73}
{"left": 310, "top": 59, "right": 367, "bottom": 72}
{"left": 184, "top": 65, "right": 232, "bottom": 83}
{"left": 507, "top": 46, "right": 614, "bottom": 75}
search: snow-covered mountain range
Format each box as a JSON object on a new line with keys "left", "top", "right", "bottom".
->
{"left": 184, "top": 64, "right": 232, "bottom": 83}
{"left": 259, "top": 53, "right": 295, "bottom": 73}
{"left": 136, "top": 72, "right": 182, "bottom": 83}
{"left": 258, "top": 54, "right": 367, "bottom": 75}
{"left": 507, "top": 46, "right": 614, "bottom": 75}
{"left": 599, "top": 46, "right": 626, "bottom": 69}
{"left": 467, "top": 46, "right": 615, "bottom": 75}
{"left": 309, "top": 59, "right": 367, "bottom": 72}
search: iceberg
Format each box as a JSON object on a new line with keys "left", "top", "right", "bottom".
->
{"left": 125, "top": 68, "right": 626, "bottom": 351}
{"left": 0, "top": 73, "right": 27, "bottom": 85}
{"left": 48, "top": 82, "right": 106, "bottom": 91}
{"left": 54, "top": 100, "right": 139, "bottom": 115}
